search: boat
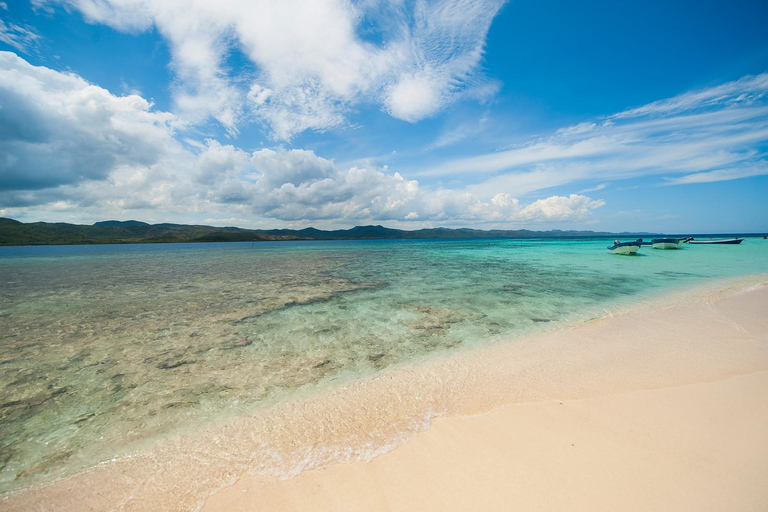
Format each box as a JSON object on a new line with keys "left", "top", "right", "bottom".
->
{"left": 607, "top": 240, "right": 641, "bottom": 255}
{"left": 650, "top": 237, "right": 691, "bottom": 249}
{"left": 688, "top": 238, "right": 743, "bottom": 245}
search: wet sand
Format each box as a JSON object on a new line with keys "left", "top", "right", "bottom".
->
{"left": 201, "top": 278, "right": 768, "bottom": 512}
{"left": 3, "top": 277, "right": 768, "bottom": 511}
{"left": 203, "top": 370, "right": 768, "bottom": 512}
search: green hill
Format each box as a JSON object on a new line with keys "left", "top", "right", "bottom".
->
{"left": 0, "top": 217, "right": 650, "bottom": 246}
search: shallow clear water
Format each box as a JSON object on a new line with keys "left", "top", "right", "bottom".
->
{"left": 1, "top": 237, "right": 767, "bottom": 493}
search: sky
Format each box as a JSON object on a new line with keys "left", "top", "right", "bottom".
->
{"left": 1, "top": 0, "right": 767, "bottom": 233}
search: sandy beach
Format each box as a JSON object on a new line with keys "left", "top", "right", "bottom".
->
{"left": 203, "top": 370, "right": 768, "bottom": 512}
{"left": 202, "top": 278, "right": 768, "bottom": 512}
{"left": 3, "top": 276, "right": 768, "bottom": 511}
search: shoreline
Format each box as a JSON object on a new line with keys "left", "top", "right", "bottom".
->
{"left": 2, "top": 275, "right": 768, "bottom": 511}
{"left": 203, "top": 370, "right": 768, "bottom": 512}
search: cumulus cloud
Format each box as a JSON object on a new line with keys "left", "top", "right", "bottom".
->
{"left": 520, "top": 194, "right": 605, "bottom": 222}
{"left": 0, "top": 53, "right": 602, "bottom": 227}
{"left": 422, "top": 74, "right": 768, "bottom": 196}
{"left": 35, "top": 0, "right": 504, "bottom": 139}
{"left": 0, "top": 52, "right": 182, "bottom": 192}
{"left": 186, "top": 145, "right": 602, "bottom": 224}
{"left": 386, "top": 72, "right": 442, "bottom": 122}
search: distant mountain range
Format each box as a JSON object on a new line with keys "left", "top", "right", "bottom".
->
{"left": 0, "top": 217, "right": 665, "bottom": 246}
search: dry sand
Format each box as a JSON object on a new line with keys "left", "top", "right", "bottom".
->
{"left": 203, "top": 371, "right": 768, "bottom": 512}
{"left": 203, "top": 278, "right": 768, "bottom": 512}
{"left": 3, "top": 277, "right": 768, "bottom": 511}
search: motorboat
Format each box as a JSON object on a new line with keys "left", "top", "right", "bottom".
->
{"left": 688, "top": 238, "right": 743, "bottom": 245}
{"left": 651, "top": 237, "right": 691, "bottom": 249}
{"left": 607, "top": 240, "right": 641, "bottom": 255}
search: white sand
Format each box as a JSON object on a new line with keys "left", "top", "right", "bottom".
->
{"left": 202, "top": 278, "right": 768, "bottom": 512}
{"left": 3, "top": 277, "right": 768, "bottom": 511}
{"left": 203, "top": 371, "right": 768, "bottom": 512}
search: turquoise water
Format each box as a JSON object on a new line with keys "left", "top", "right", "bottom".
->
{"left": 1, "top": 237, "right": 767, "bottom": 493}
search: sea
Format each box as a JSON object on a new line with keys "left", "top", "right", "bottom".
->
{"left": 1, "top": 236, "right": 767, "bottom": 496}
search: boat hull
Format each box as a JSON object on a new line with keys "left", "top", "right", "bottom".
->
{"left": 610, "top": 245, "right": 640, "bottom": 255}
{"left": 607, "top": 242, "right": 641, "bottom": 255}
{"left": 651, "top": 237, "right": 687, "bottom": 249}
{"left": 688, "top": 238, "right": 743, "bottom": 245}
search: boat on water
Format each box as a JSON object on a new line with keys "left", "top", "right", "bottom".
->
{"left": 651, "top": 237, "right": 691, "bottom": 249}
{"left": 688, "top": 237, "right": 744, "bottom": 245}
{"left": 607, "top": 240, "right": 641, "bottom": 255}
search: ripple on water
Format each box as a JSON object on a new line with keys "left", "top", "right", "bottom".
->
{"left": 1, "top": 238, "right": 767, "bottom": 493}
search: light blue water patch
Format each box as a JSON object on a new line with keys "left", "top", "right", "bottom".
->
{"left": 0, "top": 237, "right": 766, "bottom": 492}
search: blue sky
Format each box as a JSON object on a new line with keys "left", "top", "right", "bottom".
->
{"left": 1, "top": 0, "right": 767, "bottom": 233}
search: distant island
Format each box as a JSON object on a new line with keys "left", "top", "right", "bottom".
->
{"left": 0, "top": 217, "right": 722, "bottom": 246}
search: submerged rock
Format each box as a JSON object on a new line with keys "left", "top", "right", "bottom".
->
{"left": 162, "top": 400, "right": 198, "bottom": 409}
{"left": 156, "top": 359, "right": 196, "bottom": 370}
{"left": 73, "top": 412, "right": 95, "bottom": 425}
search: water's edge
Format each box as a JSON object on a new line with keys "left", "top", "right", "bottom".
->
{"left": 1, "top": 239, "right": 766, "bottom": 501}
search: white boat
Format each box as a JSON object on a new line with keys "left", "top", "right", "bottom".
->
{"left": 688, "top": 238, "right": 743, "bottom": 245}
{"left": 651, "top": 237, "right": 690, "bottom": 249}
{"left": 607, "top": 240, "right": 641, "bottom": 255}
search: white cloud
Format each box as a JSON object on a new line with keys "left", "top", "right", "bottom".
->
{"left": 420, "top": 74, "right": 768, "bottom": 195}
{"left": 385, "top": 72, "right": 442, "bottom": 122}
{"left": 520, "top": 194, "right": 605, "bottom": 222}
{"left": 38, "top": 0, "right": 505, "bottom": 139}
{"left": 0, "top": 18, "right": 41, "bottom": 54}
{"left": 1, "top": 53, "right": 602, "bottom": 227}
{"left": 0, "top": 51, "right": 182, "bottom": 193}
{"left": 610, "top": 74, "right": 768, "bottom": 120}
{"left": 663, "top": 163, "right": 768, "bottom": 185}
{"left": 578, "top": 183, "right": 607, "bottom": 194}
